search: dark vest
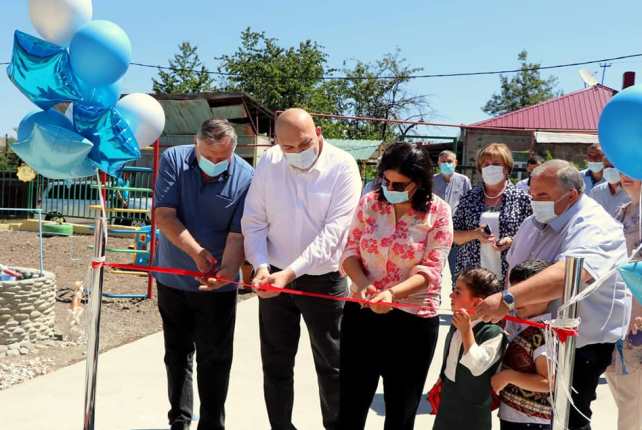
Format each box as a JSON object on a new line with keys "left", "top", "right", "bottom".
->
{"left": 433, "top": 322, "right": 507, "bottom": 430}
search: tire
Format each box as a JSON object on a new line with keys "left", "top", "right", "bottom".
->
{"left": 42, "top": 223, "right": 73, "bottom": 237}
{"left": 44, "top": 212, "right": 65, "bottom": 223}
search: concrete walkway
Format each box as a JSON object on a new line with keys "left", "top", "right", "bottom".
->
{"left": 0, "top": 278, "right": 618, "bottom": 429}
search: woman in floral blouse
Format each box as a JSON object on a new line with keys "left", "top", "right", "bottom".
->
{"left": 339, "top": 142, "right": 453, "bottom": 430}
{"left": 452, "top": 143, "right": 532, "bottom": 284}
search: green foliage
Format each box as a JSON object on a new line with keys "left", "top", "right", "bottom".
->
{"left": 482, "top": 50, "right": 560, "bottom": 116}
{"left": 218, "top": 28, "right": 330, "bottom": 112}
{"left": 215, "top": 29, "right": 430, "bottom": 140}
{"left": 331, "top": 50, "right": 431, "bottom": 141}
{"left": 153, "top": 42, "right": 215, "bottom": 94}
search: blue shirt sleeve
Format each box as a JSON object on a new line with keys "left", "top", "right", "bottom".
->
{"left": 229, "top": 188, "right": 249, "bottom": 234}
{"left": 155, "top": 149, "right": 179, "bottom": 209}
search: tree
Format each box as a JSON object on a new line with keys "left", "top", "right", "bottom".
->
{"left": 482, "top": 50, "right": 560, "bottom": 116}
{"left": 217, "top": 28, "right": 332, "bottom": 112}
{"left": 334, "top": 50, "right": 432, "bottom": 141}
{"left": 152, "top": 42, "right": 215, "bottom": 94}
{"left": 0, "top": 136, "right": 18, "bottom": 171}
{"left": 216, "top": 29, "right": 431, "bottom": 140}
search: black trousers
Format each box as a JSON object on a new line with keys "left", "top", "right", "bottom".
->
{"left": 567, "top": 342, "right": 614, "bottom": 430}
{"left": 259, "top": 269, "right": 346, "bottom": 430}
{"left": 157, "top": 282, "right": 237, "bottom": 430}
{"left": 500, "top": 420, "right": 551, "bottom": 430}
{"left": 339, "top": 302, "right": 440, "bottom": 430}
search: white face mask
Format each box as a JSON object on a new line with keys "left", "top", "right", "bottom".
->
{"left": 481, "top": 165, "right": 505, "bottom": 186}
{"left": 587, "top": 161, "right": 604, "bottom": 173}
{"left": 603, "top": 167, "right": 621, "bottom": 185}
{"left": 284, "top": 145, "right": 318, "bottom": 170}
{"left": 531, "top": 192, "right": 569, "bottom": 224}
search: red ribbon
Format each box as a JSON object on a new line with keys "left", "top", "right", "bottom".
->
{"left": 504, "top": 314, "right": 577, "bottom": 343}
{"left": 92, "top": 261, "right": 578, "bottom": 341}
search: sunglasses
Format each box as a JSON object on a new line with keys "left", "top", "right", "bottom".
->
{"left": 382, "top": 177, "right": 412, "bottom": 192}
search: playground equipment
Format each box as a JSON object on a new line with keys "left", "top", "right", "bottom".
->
{"left": 88, "top": 140, "right": 160, "bottom": 299}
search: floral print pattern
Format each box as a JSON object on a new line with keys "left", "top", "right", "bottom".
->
{"left": 452, "top": 183, "right": 532, "bottom": 282}
{"left": 341, "top": 192, "right": 454, "bottom": 317}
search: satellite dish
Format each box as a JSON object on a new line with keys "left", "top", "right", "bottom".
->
{"left": 579, "top": 69, "right": 599, "bottom": 87}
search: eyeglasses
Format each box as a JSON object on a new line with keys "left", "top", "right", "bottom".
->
{"left": 382, "top": 178, "right": 411, "bottom": 192}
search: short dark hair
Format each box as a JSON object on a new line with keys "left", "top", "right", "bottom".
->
{"left": 528, "top": 154, "right": 545, "bottom": 165}
{"left": 508, "top": 260, "right": 551, "bottom": 285}
{"left": 457, "top": 268, "right": 501, "bottom": 299}
{"left": 377, "top": 142, "right": 433, "bottom": 212}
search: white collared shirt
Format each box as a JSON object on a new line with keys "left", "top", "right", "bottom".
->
{"left": 444, "top": 320, "right": 504, "bottom": 382}
{"left": 241, "top": 142, "right": 362, "bottom": 277}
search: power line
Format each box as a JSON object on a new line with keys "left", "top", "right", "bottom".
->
{"left": 3, "top": 52, "right": 642, "bottom": 80}
{"left": 136, "top": 53, "right": 642, "bottom": 80}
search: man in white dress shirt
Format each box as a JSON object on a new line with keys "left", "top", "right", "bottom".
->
{"left": 242, "top": 108, "right": 362, "bottom": 430}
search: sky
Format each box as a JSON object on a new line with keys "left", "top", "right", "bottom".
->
{"left": 2, "top": 0, "right": 642, "bottom": 138}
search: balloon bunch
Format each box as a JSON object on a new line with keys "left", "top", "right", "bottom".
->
{"left": 7, "top": 0, "right": 165, "bottom": 179}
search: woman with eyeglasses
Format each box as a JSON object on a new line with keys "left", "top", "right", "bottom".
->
{"left": 452, "top": 143, "right": 532, "bottom": 284}
{"left": 339, "top": 142, "right": 453, "bottom": 430}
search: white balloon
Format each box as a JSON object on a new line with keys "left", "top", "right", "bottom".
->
{"left": 29, "top": 0, "right": 92, "bottom": 46}
{"left": 116, "top": 94, "right": 166, "bottom": 148}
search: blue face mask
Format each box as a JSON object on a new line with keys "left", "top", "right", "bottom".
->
{"left": 439, "top": 162, "right": 455, "bottom": 176}
{"left": 199, "top": 155, "right": 229, "bottom": 177}
{"left": 382, "top": 186, "right": 410, "bottom": 204}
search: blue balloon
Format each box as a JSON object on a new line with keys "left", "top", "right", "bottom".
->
{"left": 598, "top": 85, "right": 642, "bottom": 180}
{"left": 619, "top": 261, "right": 642, "bottom": 304}
{"left": 11, "top": 124, "right": 96, "bottom": 179}
{"left": 17, "top": 109, "right": 73, "bottom": 141}
{"left": 7, "top": 30, "right": 82, "bottom": 110}
{"left": 69, "top": 20, "right": 131, "bottom": 86}
{"left": 78, "top": 79, "right": 120, "bottom": 110}
{"left": 74, "top": 107, "right": 140, "bottom": 177}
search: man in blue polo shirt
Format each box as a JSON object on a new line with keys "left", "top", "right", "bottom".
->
{"left": 154, "top": 119, "right": 254, "bottom": 430}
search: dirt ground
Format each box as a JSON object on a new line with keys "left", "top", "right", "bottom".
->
{"left": 0, "top": 229, "right": 252, "bottom": 390}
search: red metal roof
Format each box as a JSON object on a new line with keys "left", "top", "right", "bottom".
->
{"left": 470, "top": 84, "right": 616, "bottom": 130}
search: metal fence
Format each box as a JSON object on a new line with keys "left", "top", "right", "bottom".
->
{"left": 0, "top": 167, "right": 153, "bottom": 224}
{"left": 0, "top": 171, "right": 36, "bottom": 218}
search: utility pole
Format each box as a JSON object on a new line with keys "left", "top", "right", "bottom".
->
{"left": 599, "top": 62, "right": 612, "bottom": 84}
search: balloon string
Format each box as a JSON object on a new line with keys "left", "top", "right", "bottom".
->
{"left": 91, "top": 260, "right": 578, "bottom": 341}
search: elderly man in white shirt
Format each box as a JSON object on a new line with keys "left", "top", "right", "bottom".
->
{"left": 242, "top": 108, "right": 361, "bottom": 430}
{"left": 476, "top": 159, "right": 631, "bottom": 430}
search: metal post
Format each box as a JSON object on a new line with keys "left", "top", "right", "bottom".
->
{"left": 552, "top": 256, "right": 585, "bottom": 430}
{"left": 36, "top": 209, "right": 44, "bottom": 275}
{"left": 83, "top": 203, "right": 107, "bottom": 429}
{"left": 147, "top": 139, "right": 160, "bottom": 299}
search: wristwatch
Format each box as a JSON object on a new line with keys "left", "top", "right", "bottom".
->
{"left": 502, "top": 289, "right": 516, "bottom": 311}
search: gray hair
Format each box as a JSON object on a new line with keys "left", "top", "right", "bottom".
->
{"left": 531, "top": 159, "right": 585, "bottom": 194}
{"left": 439, "top": 150, "right": 456, "bottom": 159}
{"left": 197, "top": 119, "right": 237, "bottom": 148}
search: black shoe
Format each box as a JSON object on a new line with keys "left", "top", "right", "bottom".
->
{"left": 170, "top": 422, "right": 190, "bottom": 430}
